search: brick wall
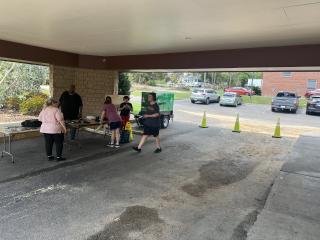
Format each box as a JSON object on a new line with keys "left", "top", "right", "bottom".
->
{"left": 262, "top": 72, "right": 320, "bottom": 96}
{"left": 50, "top": 66, "right": 118, "bottom": 116}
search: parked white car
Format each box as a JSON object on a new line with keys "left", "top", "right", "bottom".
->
{"left": 220, "top": 92, "right": 242, "bottom": 107}
{"left": 184, "top": 79, "right": 204, "bottom": 88}
{"left": 190, "top": 88, "right": 220, "bottom": 105}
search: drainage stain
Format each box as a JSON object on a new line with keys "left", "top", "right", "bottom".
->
{"left": 182, "top": 158, "right": 258, "bottom": 197}
{"left": 87, "top": 206, "right": 163, "bottom": 240}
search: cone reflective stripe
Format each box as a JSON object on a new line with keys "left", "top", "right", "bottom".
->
{"left": 199, "top": 111, "right": 208, "bottom": 128}
{"left": 272, "top": 117, "right": 282, "bottom": 138}
{"left": 232, "top": 114, "right": 241, "bottom": 133}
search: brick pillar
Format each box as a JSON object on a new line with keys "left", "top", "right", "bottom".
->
{"left": 50, "top": 65, "right": 119, "bottom": 116}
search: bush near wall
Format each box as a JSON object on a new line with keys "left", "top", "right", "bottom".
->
{"left": 20, "top": 93, "right": 47, "bottom": 115}
{"left": 4, "top": 97, "right": 21, "bottom": 110}
{"left": 252, "top": 86, "right": 261, "bottom": 96}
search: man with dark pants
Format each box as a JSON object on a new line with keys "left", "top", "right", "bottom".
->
{"left": 59, "top": 84, "right": 83, "bottom": 140}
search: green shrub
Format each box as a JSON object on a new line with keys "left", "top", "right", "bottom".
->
{"left": 5, "top": 97, "right": 21, "bottom": 110}
{"left": 20, "top": 94, "right": 47, "bottom": 115}
{"left": 252, "top": 86, "right": 262, "bottom": 96}
{"left": 118, "top": 73, "right": 131, "bottom": 95}
{"left": 148, "top": 80, "right": 156, "bottom": 86}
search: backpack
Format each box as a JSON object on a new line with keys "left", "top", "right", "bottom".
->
{"left": 21, "top": 119, "right": 42, "bottom": 128}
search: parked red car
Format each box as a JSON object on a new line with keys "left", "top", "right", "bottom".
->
{"left": 224, "top": 87, "right": 255, "bottom": 96}
{"left": 305, "top": 89, "right": 320, "bottom": 98}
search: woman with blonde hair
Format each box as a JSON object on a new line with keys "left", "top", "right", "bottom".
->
{"left": 38, "top": 98, "right": 67, "bottom": 161}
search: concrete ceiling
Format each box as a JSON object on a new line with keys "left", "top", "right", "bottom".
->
{"left": 1, "top": 0, "right": 320, "bottom": 56}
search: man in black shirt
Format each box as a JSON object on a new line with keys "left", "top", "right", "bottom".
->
{"left": 59, "top": 84, "right": 83, "bottom": 140}
{"left": 119, "top": 96, "right": 133, "bottom": 128}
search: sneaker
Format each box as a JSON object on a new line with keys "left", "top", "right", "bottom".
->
{"left": 47, "top": 156, "right": 54, "bottom": 161}
{"left": 154, "top": 148, "right": 162, "bottom": 153}
{"left": 132, "top": 146, "right": 141, "bottom": 153}
{"left": 107, "top": 143, "right": 114, "bottom": 148}
{"left": 56, "top": 157, "right": 67, "bottom": 161}
{"left": 114, "top": 144, "right": 120, "bottom": 149}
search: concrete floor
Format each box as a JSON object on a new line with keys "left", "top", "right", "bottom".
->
{"left": 0, "top": 120, "right": 295, "bottom": 240}
{"left": 1, "top": 102, "right": 320, "bottom": 240}
{"left": 248, "top": 136, "right": 320, "bottom": 240}
{"left": 0, "top": 132, "right": 120, "bottom": 183}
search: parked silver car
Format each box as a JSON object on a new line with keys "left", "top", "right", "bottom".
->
{"left": 220, "top": 92, "right": 242, "bottom": 107}
{"left": 190, "top": 88, "right": 220, "bottom": 104}
{"left": 271, "top": 91, "right": 299, "bottom": 113}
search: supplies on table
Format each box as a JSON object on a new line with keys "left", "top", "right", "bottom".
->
{"left": 21, "top": 119, "right": 42, "bottom": 128}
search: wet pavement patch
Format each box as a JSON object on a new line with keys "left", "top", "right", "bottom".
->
{"left": 230, "top": 210, "right": 259, "bottom": 240}
{"left": 182, "top": 158, "right": 258, "bottom": 197}
{"left": 87, "top": 206, "right": 163, "bottom": 240}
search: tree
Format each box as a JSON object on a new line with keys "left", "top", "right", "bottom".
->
{"left": 0, "top": 60, "right": 49, "bottom": 104}
{"left": 118, "top": 72, "right": 131, "bottom": 95}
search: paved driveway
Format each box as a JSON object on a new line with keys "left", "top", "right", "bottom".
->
{"left": 174, "top": 100, "right": 320, "bottom": 137}
{"left": 175, "top": 100, "right": 320, "bottom": 127}
{"left": 0, "top": 119, "right": 295, "bottom": 240}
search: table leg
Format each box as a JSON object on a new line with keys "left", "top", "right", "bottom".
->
{"left": 1, "top": 134, "right": 14, "bottom": 163}
{"left": 1, "top": 134, "right": 5, "bottom": 158}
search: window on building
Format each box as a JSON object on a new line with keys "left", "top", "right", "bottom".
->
{"left": 307, "top": 79, "right": 317, "bottom": 90}
{"left": 282, "top": 72, "right": 292, "bottom": 77}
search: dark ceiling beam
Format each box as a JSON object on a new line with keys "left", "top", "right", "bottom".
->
{"left": 1, "top": 39, "right": 320, "bottom": 70}
{"left": 0, "top": 39, "right": 78, "bottom": 67}
{"left": 105, "top": 44, "right": 320, "bottom": 70}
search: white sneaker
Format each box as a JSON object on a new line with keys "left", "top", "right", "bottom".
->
{"left": 107, "top": 143, "right": 114, "bottom": 148}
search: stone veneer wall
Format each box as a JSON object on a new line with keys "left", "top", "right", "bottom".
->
{"left": 50, "top": 66, "right": 118, "bottom": 116}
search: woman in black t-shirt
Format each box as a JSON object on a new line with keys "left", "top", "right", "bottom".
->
{"left": 133, "top": 93, "right": 162, "bottom": 153}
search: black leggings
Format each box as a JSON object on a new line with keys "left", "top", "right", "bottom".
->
{"left": 43, "top": 133, "right": 64, "bottom": 157}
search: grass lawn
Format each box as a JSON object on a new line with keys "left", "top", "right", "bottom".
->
{"left": 242, "top": 95, "right": 273, "bottom": 105}
{"left": 174, "top": 91, "right": 191, "bottom": 100}
{"left": 132, "top": 102, "right": 141, "bottom": 115}
{"left": 242, "top": 95, "right": 307, "bottom": 108}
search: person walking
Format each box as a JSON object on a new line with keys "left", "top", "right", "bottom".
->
{"left": 119, "top": 96, "right": 133, "bottom": 128}
{"left": 38, "top": 98, "right": 67, "bottom": 161}
{"left": 133, "top": 93, "right": 161, "bottom": 153}
{"left": 59, "top": 84, "right": 83, "bottom": 140}
{"left": 101, "top": 96, "right": 122, "bottom": 148}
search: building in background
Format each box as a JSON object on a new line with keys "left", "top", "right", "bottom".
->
{"left": 247, "top": 78, "right": 262, "bottom": 88}
{"left": 262, "top": 72, "right": 320, "bottom": 96}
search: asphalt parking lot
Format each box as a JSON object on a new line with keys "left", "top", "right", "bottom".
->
{"left": 0, "top": 101, "right": 319, "bottom": 240}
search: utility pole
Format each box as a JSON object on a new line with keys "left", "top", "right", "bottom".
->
{"left": 250, "top": 72, "right": 254, "bottom": 103}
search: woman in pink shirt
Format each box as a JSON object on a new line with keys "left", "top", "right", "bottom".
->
{"left": 100, "top": 96, "right": 122, "bottom": 148}
{"left": 38, "top": 98, "right": 67, "bottom": 161}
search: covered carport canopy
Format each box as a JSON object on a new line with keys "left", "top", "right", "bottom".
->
{"left": 1, "top": 0, "right": 320, "bottom": 70}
